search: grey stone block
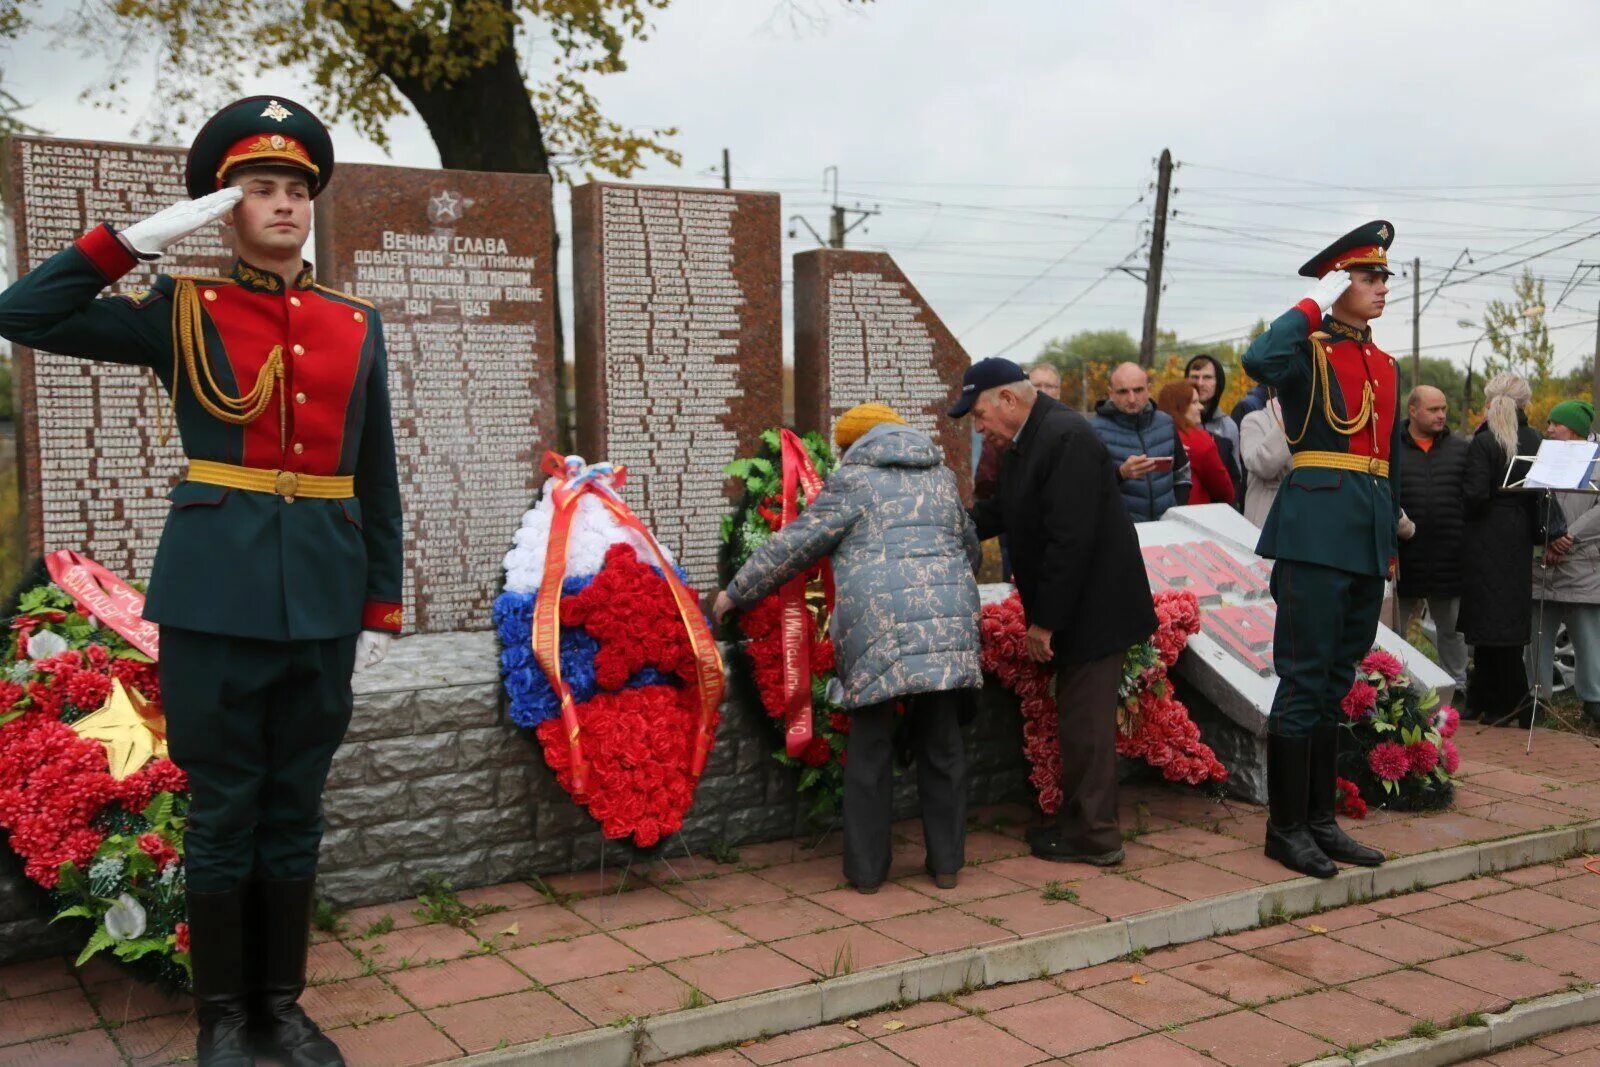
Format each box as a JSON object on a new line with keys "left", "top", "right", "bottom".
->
{"left": 454, "top": 804, "right": 537, "bottom": 847}
{"left": 453, "top": 1023, "right": 636, "bottom": 1067}
{"left": 414, "top": 770, "right": 499, "bottom": 813}
{"left": 1487, "top": 988, "right": 1600, "bottom": 1049}
{"left": 347, "top": 688, "right": 418, "bottom": 742}
{"left": 324, "top": 744, "right": 369, "bottom": 789}
{"left": 316, "top": 861, "right": 403, "bottom": 907}
{"left": 365, "top": 733, "right": 459, "bottom": 782}
{"left": 819, "top": 969, "right": 904, "bottom": 1021}
{"left": 318, "top": 827, "right": 366, "bottom": 868}
{"left": 413, "top": 682, "right": 501, "bottom": 733}
{"left": 361, "top": 815, "right": 454, "bottom": 857}
{"left": 324, "top": 779, "right": 409, "bottom": 829}
{"left": 456, "top": 726, "right": 531, "bottom": 772}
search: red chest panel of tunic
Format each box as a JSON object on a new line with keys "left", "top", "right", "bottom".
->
{"left": 196, "top": 283, "right": 371, "bottom": 473}
{"left": 1325, "top": 337, "right": 1398, "bottom": 460}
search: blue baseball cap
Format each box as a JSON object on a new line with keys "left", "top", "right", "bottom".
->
{"left": 947, "top": 357, "right": 1028, "bottom": 418}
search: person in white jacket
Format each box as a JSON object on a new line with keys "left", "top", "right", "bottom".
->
{"left": 1240, "top": 397, "right": 1291, "bottom": 528}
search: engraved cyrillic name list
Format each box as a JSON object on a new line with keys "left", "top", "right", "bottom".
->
{"left": 334, "top": 224, "right": 549, "bottom": 631}
{"left": 11, "top": 137, "right": 227, "bottom": 573}
{"left": 599, "top": 187, "right": 744, "bottom": 590}
{"left": 825, "top": 271, "right": 948, "bottom": 438}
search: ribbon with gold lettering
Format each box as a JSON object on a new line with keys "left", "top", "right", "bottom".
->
{"left": 529, "top": 453, "right": 726, "bottom": 800}
{"left": 775, "top": 429, "right": 835, "bottom": 757}
{"left": 43, "top": 550, "right": 160, "bottom": 660}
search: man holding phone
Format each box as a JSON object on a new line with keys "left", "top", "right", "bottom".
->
{"left": 1242, "top": 221, "right": 1400, "bottom": 881}
{"left": 1089, "top": 362, "right": 1191, "bottom": 521}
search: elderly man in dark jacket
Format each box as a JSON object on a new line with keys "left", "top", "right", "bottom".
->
{"left": 716, "top": 404, "right": 981, "bottom": 893}
{"left": 1395, "top": 386, "right": 1471, "bottom": 705}
{"left": 951, "top": 358, "right": 1156, "bottom": 865}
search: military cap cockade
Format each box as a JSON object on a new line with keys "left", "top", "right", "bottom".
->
{"left": 1298, "top": 220, "right": 1395, "bottom": 279}
{"left": 184, "top": 95, "right": 335, "bottom": 200}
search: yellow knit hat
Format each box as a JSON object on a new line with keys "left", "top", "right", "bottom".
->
{"left": 834, "top": 402, "right": 907, "bottom": 449}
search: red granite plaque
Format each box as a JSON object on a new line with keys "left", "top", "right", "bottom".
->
{"left": 793, "top": 249, "right": 971, "bottom": 498}
{"left": 572, "top": 182, "right": 782, "bottom": 592}
{"left": 315, "top": 163, "right": 558, "bottom": 633}
{"left": 4, "top": 135, "right": 230, "bottom": 574}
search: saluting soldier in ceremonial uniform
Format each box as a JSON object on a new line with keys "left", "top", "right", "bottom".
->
{"left": 0, "top": 97, "right": 402, "bottom": 1066}
{"left": 1242, "top": 221, "right": 1398, "bottom": 880}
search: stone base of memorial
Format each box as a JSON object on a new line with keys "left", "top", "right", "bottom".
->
{"left": 1138, "top": 505, "right": 1455, "bottom": 805}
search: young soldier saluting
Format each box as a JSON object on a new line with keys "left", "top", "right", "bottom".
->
{"left": 1242, "top": 222, "right": 1398, "bottom": 880}
{"left": 0, "top": 97, "right": 402, "bottom": 1066}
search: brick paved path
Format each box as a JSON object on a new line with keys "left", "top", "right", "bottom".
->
{"left": 670, "top": 853, "right": 1600, "bottom": 1065}
{"left": 2, "top": 726, "right": 1600, "bottom": 1065}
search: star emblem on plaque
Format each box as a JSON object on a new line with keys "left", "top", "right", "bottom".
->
{"left": 261, "top": 99, "right": 292, "bottom": 123}
{"left": 427, "top": 189, "right": 468, "bottom": 225}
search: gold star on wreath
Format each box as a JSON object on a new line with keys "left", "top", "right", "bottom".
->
{"left": 71, "top": 680, "right": 168, "bottom": 780}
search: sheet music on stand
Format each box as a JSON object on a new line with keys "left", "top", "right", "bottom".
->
{"left": 1522, "top": 439, "right": 1600, "bottom": 491}
{"left": 1492, "top": 439, "right": 1600, "bottom": 754}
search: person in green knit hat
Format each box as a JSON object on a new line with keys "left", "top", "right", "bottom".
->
{"left": 1529, "top": 399, "right": 1600, "bottom": 723}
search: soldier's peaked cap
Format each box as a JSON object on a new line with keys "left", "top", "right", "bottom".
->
{"left": 185, "top": 95, "right": 334, "bottom": 200}
{"left": 1298, "top": 220, "right": 1395, "bottom": 279}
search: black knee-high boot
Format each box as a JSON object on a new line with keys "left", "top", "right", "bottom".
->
{"left": 188, "top": 885, "right": 254, "bottom": 1067}
{"left": 1264, "top": 733, "right": 1336, "bottom": 879}
{"left": 249, "top": 878, "right": 344, "bottom": 1067}
{"left": 1307, "top": 723, "right": 1385, "bottom": 867}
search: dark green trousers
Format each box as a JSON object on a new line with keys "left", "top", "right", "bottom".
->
{"left": 1268, "top": 560, "right": 1384, "bottom": 738}
{"left": 160, "top": 627, "right": 357, "bottom": 893}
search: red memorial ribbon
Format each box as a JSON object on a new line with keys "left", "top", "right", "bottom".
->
{"left": 529, "top": 453, "right": 726, "bottom": 801}
{"left": 43, "top": 550, "right": 160, "bottom": 661}
{"left": 775, "top": 429, "right": 835, "bottom": 757}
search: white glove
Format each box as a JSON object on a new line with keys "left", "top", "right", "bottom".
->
{"left": 353, "top": 630, "right": 392, "bottom": 675}
{"left": 119, "top": 187, "right": 243, "bottom": 259}
{"left": 1398, "top": 510, "right": 1416, "bottom": 541}
{"left": 1303, "top": 270, "right": 1351, "bottom": 316}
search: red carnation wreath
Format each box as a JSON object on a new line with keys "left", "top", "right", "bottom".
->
{"left": 979, "top": 589, "right": 1226, "bottom": 814}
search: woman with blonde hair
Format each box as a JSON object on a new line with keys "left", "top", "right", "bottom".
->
{"left": 1458, "top": 373, "right": 1567, "bottom": 725}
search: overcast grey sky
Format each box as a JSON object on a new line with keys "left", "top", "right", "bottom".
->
{"left": 8, "top": 0, "right": 1600, "bottom": 373}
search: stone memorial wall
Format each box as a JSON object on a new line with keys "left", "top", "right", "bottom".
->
{"left": 572, "top": 182, "right": 782, "bottom": 592}
{"left": 793, "top": 249, "right": 970, "bottom": 494}
{"left": 4, "top": 136, "right": 230, "bottom": 567}
{"left": 314, "top": 164, "right": 558, "bottom": 632}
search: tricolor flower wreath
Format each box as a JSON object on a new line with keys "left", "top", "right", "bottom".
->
{"left": 494, "top": 455, "right": 723, "bottom": 848}
{"left": 0, "top": 558, "right": 190, "bottom": 983}
{"left": 1335, "top": 649, "right": 1457, "bottom": 816}
{"left": 721, "top": 429, "right": 850, "bottom": 820}
{"left": 980, "top": 589, "right": 1227, "bottom": 813}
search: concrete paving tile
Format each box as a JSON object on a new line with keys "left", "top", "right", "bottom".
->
{"left": 1495, "top": 931, "right": 1600, "bottom": 983}
{"left": 1406, "top": 901, "right": 1548, "bottom": 947}
{"left": 326, "top": 1010, "right": 462, "bottom": 1066}
{"left": 84, "top": 977, "right": 188, "bottom": 1025}
{"left": 952, "top": 978, "right": 1061, "bottom": 1013}
{"left": 1330, "top": 917, "right": 1475, "bottom": 964}
{"left": 986, "top": 992, "right": 1143, "bottom": 1056}
{"left": 114, "top": 1012, "right": 199, "bottom": 1067}
{"left": 661, "top": 872, "right": 789, "bottom": 911}
{"left": 610, "top": 914, "right": 753, "bottom": 962}
{"left": 1251, "top": 934, "right": 1397, "bottom": 984}
{"left": 1344, "top": 968, "right": 1506, "bottom": 1023}
{"left": 1080, "top": 971, "right": 1234, "bottom": 1028}
{"left": 957, "top": 889, "right": 1102, "bottom": 937}
{"left": 897, "top": 865, "right": 1027, "bottom": 904}
{"left": 1139, "top": 938, "right": 1232, "bottom": 971}
{"left": 738, "top": 1023, "right": 864, "bottom": 1065}
{"left": 811, "top": 883, "right": 941, "bottom": 923}
{"left": 1168, "top": 953, "right": 1320, "bottom": 1004}
{"left": 1066, "top": 873, "right": 1186, "bottom": 918}
{"left": 664, "top": 945, "right": 816, "bottom": 1001}
{"left": 1170, "top": 1009, "right": 1337, "bottom": 1067}
{"left": 502, "top": 931, "right": 648, "bottom": 985}
{"left": 0, "top": 1029, "right": 121, "bottom": 1067}
{"left": 354, "top": 922, "right": 483, "bottom": 972}
{"left": 1068, "top": 1032, "right": 1217, "bottom": 1066}
{"left": 299, "top": 975, "right": 410, "bottom": 1030}
{"left": 1474, "top": 886, "right": 1600, "bottom": 930}
{"left": 867, "top": 907, "right": 1015, "bottom": 954}
{"left": 1422, "top": 948, "right": 1574, "bottom": 1002}
{"left": 769, "top": 925, "right": 920, "bottom": 977}
{"left": 475, "top": 902, "right": 596, "bottom": 948}
{"left": 425, "top": 988, "right": 589, "bottom": 1053}
{"left": 568, "top": 886, "right": 696, "bottom": 931}
{"left": 881, "top": 1014, "right": 1050, "bottom": 1066}
{"left": 553, "top": 964, "right": 696, "bottom": 1025}
{"left": 0, "top": 987, "right": 99, "bottom": 1046}
{"left": 720, "top": 897, "right": 850, "bottom": 941}
{"left": 386, "top": 954, "right": 534, "bottom": 1009}
{"left": 1258, "top": 987, "right": 1414, "bottom": 1046}
{"left": 0, "top": 959, "right": 76, "bottom": 1000}
{"left": 754, "top": 856, "right": 851, "bottom": 895}
{"left": 1132, "top": 860, "right": 1261, "bottom": 901}
{"left": 854, "top": 999, "right": 966, "bottom": 1033}
{"left": 1137, "top": 825, "right": 1254, "bottom": 859}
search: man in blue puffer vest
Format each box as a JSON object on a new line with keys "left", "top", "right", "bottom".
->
{"left": 1089, "top": 362, "right": 1191, "bottom": 521}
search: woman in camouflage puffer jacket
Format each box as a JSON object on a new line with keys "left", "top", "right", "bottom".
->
{"left": 722, "top": 412, "right": 982, "bottom": 892}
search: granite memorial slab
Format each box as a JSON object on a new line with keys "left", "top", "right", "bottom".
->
{"left": 5, "top": 136, "right": 230, "bottom": 569}
{"left": 792, "top": 249, "right": 971, "bottom": 496}
{"left": 314, "top": 163, "right": 558, "bottom": 632}
{"left": 571, "top": 182, "right": 782, "bottom": 592}
{"left": 1137, "top": 504, "right": 1454, "bottom": 802}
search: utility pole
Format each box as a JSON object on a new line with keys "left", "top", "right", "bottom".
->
{"left": 787, "top": 167, "right": 879, "bottom": 249}
{"left": 1593, "top": 298, "right": 1600, "bottom": 405}
{"left": 1411, "top": 257, "right": 1421, "bottom": 389}
{"left": 721, "top": 148, "right": 731, "bottom": 190}
{"left": 1138, "top": 148, "right": 1173, "bottom": 368}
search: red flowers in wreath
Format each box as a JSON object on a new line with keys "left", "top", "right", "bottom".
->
{"left": 980, "top": 589, "right": 1226, "bottom": 815}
